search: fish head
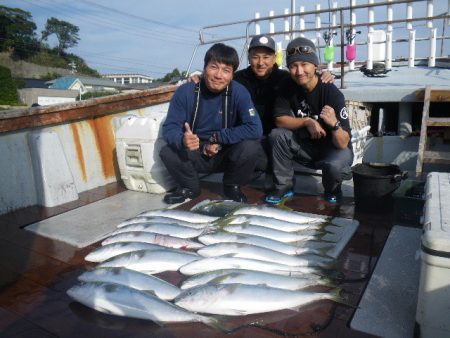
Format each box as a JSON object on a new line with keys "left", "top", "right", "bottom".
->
{"left": 174, "top": 284, "right": 226, "bottom": 312}
{"left": 173, "top": 285, "right": 210, "bottom": 310}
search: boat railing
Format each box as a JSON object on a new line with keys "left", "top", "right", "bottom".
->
{"left": 186, "top": 0, "right": 449, "bottom": 88}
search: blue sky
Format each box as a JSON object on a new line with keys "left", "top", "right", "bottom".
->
{"left": 1, "top": 0, "right": 448, "bottom": 78}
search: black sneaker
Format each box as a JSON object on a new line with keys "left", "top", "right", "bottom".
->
{"left": 223, "top": 184, "right": 247, "bottom": 203}
{"left": 264, "top": 188, "right": 294, "bottom": 204}
{"left": 163, "top": 187, "right": 200, "bottom": 204}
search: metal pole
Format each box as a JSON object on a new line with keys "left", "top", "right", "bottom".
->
{"left": 185, "top": 44, "right": 201, "bottom": 78}
{"left": 291, "top": 0, "right": 296, "bottom": 40}
{"left": 340, "top": 9, "right": 345, "bottom": 89}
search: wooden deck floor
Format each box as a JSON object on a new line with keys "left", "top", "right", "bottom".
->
{"left": 0, "top": 181, "right": 392, "bottom": 338}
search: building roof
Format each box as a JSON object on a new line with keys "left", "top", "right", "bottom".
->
{"left": 47, "top": 76, "right": 78, "bottom": 90}
{"left": 22, "top": 78, "right": 49, "bottom": 89}
{"left": 47, "top": 76, "right": 132, "bottom": 90}
{"left": 102, "top": 73, "right": 153, "bottom": 80}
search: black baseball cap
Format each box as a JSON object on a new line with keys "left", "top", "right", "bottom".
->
{"left": 248, "top": 34, "right": 276, "bottom": 53}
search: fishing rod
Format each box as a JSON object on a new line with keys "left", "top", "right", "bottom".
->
{"left": 323, "top": 31, "right": 337, "bottom": 64}
{"left": 345, "top": 28, "right": 361, "bottom": 63}
{"left": 345, "top": 0, "right": 361, "bottom": 64}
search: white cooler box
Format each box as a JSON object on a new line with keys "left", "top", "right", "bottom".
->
{"left": 115, "top": 114, "right": 175, "bottom": 194}
{"left": 416, "top": 172, "right": 450, "bottom": 338}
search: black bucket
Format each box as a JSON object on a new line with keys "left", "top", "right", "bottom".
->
{"left": 352, "top": 162, "right": 408, "bottom": 211}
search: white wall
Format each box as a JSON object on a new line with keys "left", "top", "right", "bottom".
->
{"left": 0, "top": 102, "right": 170, "bottom": 215}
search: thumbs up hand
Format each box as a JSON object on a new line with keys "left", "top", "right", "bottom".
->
{"left": 183, "top": 122, "right": 199, "bottom": 150}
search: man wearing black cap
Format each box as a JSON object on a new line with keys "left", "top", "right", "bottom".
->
{"left": 234, "top": 34, "right": 334, "bottom": 136}
{"left": 233, "top": 34, "right": 289, "bottom": 136}
{"left": 264, "top": 36, "right": 353, "bottom": 204}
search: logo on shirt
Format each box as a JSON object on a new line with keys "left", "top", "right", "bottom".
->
{"left": 340, "top": 107, "right": 349, "bottom": 119}
{"left": 296, "top": 109, "right": 307, "bottom": 118}
{"left": 297, "top": 100, "right": 318, "bottom": 120}
{"left": 249, "top": 108, "right": 256, "bottom": 116}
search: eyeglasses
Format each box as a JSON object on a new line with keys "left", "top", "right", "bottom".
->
{"left": 286, "top": 45, "right": 315, "bottom": 56}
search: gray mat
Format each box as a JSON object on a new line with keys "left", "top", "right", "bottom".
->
{"left": 350, "top": 225, "right": 422, "bottom": 338}
{"left": 304, "top": 217, "right": 359, "bottom": 259}
{"left": 26, "top": 190, "right": 166, "bottom": 248}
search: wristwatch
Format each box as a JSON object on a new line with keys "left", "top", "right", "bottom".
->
{"left": 208, "top": 132, "right": 219, "bottom": 144}
{"left": 332, "top": 121, "right": 342, "bottom": 131}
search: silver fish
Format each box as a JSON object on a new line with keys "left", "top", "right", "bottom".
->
{"left": 85, "top": 241, "right": 182, "bottom": 263}
{"left": 197, "top": 243, "right": 333, "bottom": 267}
{"left": 198, "top": 232, "right": 331, "bottom": 256}
{"left": 220, "top": 223, "right": 330, "bottom": 243}
{"left": 224, "top": 214, "right": 326, "bottom": 232}
{"left": 174, "top": 283, "right": 342, "bottom": 316}
{"left": 67, "top": 281, "right": 219, "bottom": 327}
{"left": 180, "top": 268, "right": 335, "bottom": 290}
{"left": 178, "top": 256, "right": 327, "bottom": 277}
{"left": 109, "top": 222, "right": 207, "bottom": 239}
{"left": 115, "top": 216, "right": 151, "bottom": 228}
{"left": 99, "top": 249, "right": 201, "bottom": 275}
{"left": 78, "top": 267, "right": 181, "bottom": 300}
{"left": 116, "top": 216, "right": 207, "bottom": 229}
{"left": 232, "top": 205, "right": 328, "bottom": 224}
{"left": 138, "top": 209, "right": 219, "bottom": 223}
{"left": 190, "top": 199, "right": 246, "bottom": 217}
{"left": 101, "top": 231, "right": 204, "bottom": 249}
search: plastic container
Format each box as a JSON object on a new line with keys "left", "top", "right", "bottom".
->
{"left": 115, "top": 114, "right": 175, "bottom": 194}
{"left": 28, "top": 130, "right": 79, "bottom": 207}
{"left": 352, "top": 162, "right": 408, "bottom": 211}
{"left": 346, "top": 44, "right": 356, "bottom": 61}
{"left": 372, "top": 30, "right": 386, "bottom": 62}
{"left": 392, "top": 179, "right": 425, "bottom": 226}
{"left": 416, "top": 172, "right": 450, "bottom": 338}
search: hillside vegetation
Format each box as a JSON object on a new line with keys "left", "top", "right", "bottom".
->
{"left": 0, "top": 52, "right": 70, "bottom": 79}
{"left": 0, "top": 65, "right": 19, "bottom": 105}
{"left": 0, "top": 5, "right": 99, "bottom": 78}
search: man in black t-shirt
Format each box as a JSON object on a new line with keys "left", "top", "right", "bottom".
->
{"left": 234, "top": 34, "right": 335, "bottom": 136}
{"left": 265, "top": 37, "right": 353, "bottom": 204}
{"left": 233, "top": 35, "right": 290, "bottom": 136}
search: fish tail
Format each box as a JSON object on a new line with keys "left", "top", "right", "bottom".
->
{"left": 295, "top": 246, "right": 333, "bottom": 257}
{"left": 201, "top": 315, "right": 230, "bottom": 332}
{"left": 315, "top": 220, "right": 330, "bottom": 228}
{"left": 212, "top": 216, "right": 235, "bottom": 227}
{"left": 319, "top": 276, "right": 339, "bottom": 288}
{"left": 200, "top": 226, "right": 217, "bottom": 235}
{"left": 273, "top": 200, "right": 294, "bottom": 210}
{"left": 314, "top": 246, "right": 335, "bottom": 258}
{"left": 321, "top": 228, "right": 337, "bottom": 235}
{"left": 312, "top": 267, "right": 343, "bottom": 280}
{"left": 328, "top": 288, "right": 356, "bottom": 308}
{"left": 316, "top": 259, "right": 338, "bottom": 270}
{"left": 315, "top": 232, "right": 339, "bottom": 243}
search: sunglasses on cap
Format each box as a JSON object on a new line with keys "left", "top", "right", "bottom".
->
{"left": 286, "top": 45, "right": 315, "bottom": 56}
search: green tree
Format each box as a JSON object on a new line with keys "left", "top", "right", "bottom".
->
{"left": 41, "top": 17, "right": 79, "bottom": 56}
{"left": 0, "top": 65, "right": 19, "bottom": 105}
{"left": 0, "top": 6, "right": 40, "bottom": 58}
{"left": 157, "top": 68, "right": 187, "bottom": 82}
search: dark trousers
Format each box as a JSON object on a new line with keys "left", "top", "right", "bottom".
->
{"left": 269, "top": 128, "right": 353, "bottom": 193}
{"left": 160, "top": 140, "right": 267, "bottom": 194}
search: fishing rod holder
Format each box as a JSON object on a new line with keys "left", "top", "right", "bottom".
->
{"left": 323, "top": 31, "right": 337, "bottom": 45}
{"left": 345, "top": 29, "right": 361, "bottom": 44}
